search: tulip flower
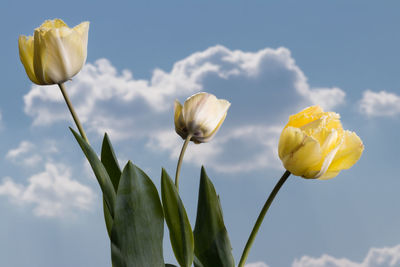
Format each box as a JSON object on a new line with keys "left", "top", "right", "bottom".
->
{"left": 278, "top": 105, "right": 364, "bottom": 179}
{"left": 238, "top": 106, "right": 364, "bottom": 267}
{"left": 174, "top": 92, "right": 231, "bottom": 144}
{"left": 173, "top": 92, "right": 230, "bottom": 191}
{"left": 19, "top": 19, "right": 89, "bottom": 85}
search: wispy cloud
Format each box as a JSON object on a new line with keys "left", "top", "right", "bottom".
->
{"left": 246, "top": 244, "right": 400, "bottom": 267}
{"left": 6, "top": 140, "right": 60, "bottom": 167}
{"left": 293, "top": 244, "right": 400, "bottom": 267}
{"left": 359, "top": 90, "right": 400, "bottom": 117}
{"left": 6, "top": 141, "right": 42, "bottom": 166}
{"left": 0, "top": 162, "right": 95, "bottom": 218}
{"left": 245, "top": 262, "right": 270, "bottom": 267}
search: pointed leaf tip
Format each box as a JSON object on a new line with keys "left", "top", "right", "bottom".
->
{"left": 193, "top": 166, "right": 235, "bottom": 267}
{"left": 100, "top": 132, "right": 122, "bottom": 238}
{"left": 161, "top": 169, "right": 194, "bottom": 267}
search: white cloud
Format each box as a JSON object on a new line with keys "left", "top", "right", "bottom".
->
{"left": 6, "top": 141, "right": 35, "bottom": 159}
{"left": 6, "top": 141, "right": 42, "bottom": 166}
{"left": 305, "top": 87, "right": 345, "bottom": 112}
{"left": 0, "top": 163, "right": 95, "bottom": 218}
{"left": 23, "top": 45, "right": 346, "bottom": 172}
{"left": 293, "top": 244, "right": 400, "bottom": 267}
{"left": 244, "top": 244, "right": 400, "bottom": 267}
{"left": 147, "top": 124, "right": 282, "bottom": 173}
{"left": 6, "top": 140, "right": 60, "bottom": 167}
{"left": 293, "top": 254, "right": 359, "bottom": 267}
{"left": 24, "top": 45, "right": 345, "bottom": 133}
{"left": 359, "top": 90, "right": 400, "bottom": 117}
{"left": 245, "top": 262, "right": 270, "bottom": 267}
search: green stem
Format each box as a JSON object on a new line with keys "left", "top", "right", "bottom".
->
{"left": 175, "top": 134, "right": 192, "bottom": 191}
{"left": 58, "top": 83, "right": 89, "bottom": 144}
{"left": 238, "top": 170, "right": 291, "bottom": 267}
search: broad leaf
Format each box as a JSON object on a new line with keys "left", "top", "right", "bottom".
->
{"left": 193, "top": 166, "right": 235, "bottom": 267}
{"left": 103, "top": 198, "right": 113, "bottom": 238}
{"left": 111, "top": 162, "right": 164, "bottom": 267}
{"left": 165, "top": 265, "right": 178, "bottom": 267}
{"left": 101, "top": 133, "right": 122, "bottom": 238}
{"left": 161, "top": 169, "right": 194, "bottom": 267}
{"left": 70, "top": 128, "right": 116, "bottom": 218}
{"left": 101, "top": 133, "right": 122, "bottom": 191}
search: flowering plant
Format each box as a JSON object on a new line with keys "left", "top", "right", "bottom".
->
{"left": 19, "top": 19, "right": 364, "bottom": 267}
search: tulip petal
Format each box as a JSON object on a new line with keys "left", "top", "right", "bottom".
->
{"left": 39, "top": 19, "right": 68, "bottom": 29}
{"left": 33, "top": 28, "right": 49, "bottom": 84}
{"left": 184, "top": 93, "right": 215, "bottom": 135}
{"left": 183, "top": 92, "right": 209, "bottom": 127}
{"left": 323, "top": 112, "right": 343, "bottom": 131}
{"left": 286, "top": 106, "right": 343, "bottom": 133}
{"left": 44, "top": 26, "right": 87, "bottom": 83}
{"left": 31, "top": 19, "right": 89, "bottom": 84}
{"left": 194, "top": 112, "right": 227, "bottom": 143}
{"left": 286, "top": 106, "right": 324, "bottom": 128}
{"left": 182, "top": 92, "right": 230, "bottom": 142}
{"left": 197, "top": 98, "right": 230, "bottom": 136}
{"left": 326, "top": 130, "right": 364, "bottom": 172}
{"left": 316, "top": 170, "right": 340, "bottom": 180}
{"left": 174, "top": 100, "right": 188, "bottom": 139}
{"left": 313, "top": 139, "right": 341, "bottom": 179}
{"left": 278, "top": 127, "right": 322, "bottom": 177}
{"left": 18, "top": 35, "right": 41, "bottom": 85}
{"left": 302, "top": 129, "right": 343, "bottom": 179}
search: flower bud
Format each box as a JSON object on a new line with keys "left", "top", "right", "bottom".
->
{"left": 19, "top": 19, "right": 89, "bottom": 85}
{"left": 174, "top": 92, "right": 230, "bottom": 143}
{"left": 278, "top": 106, "right": 364, "bottom": 179}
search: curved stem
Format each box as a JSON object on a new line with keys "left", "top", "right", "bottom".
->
{"left": 58, "top": 83, "right": 89, "bottom": 144}
{"left": 175, "top": 134, "right": 192, "bottom": 191}
{"left": 238, "top": 170, "right": 291, "bottom": 267}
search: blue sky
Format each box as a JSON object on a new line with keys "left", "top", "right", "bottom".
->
{"left": 1, "top": 1, "right": 400, "bottom": 266}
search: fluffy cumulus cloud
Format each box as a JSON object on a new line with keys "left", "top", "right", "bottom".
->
{"left": 147, "top": 124, "right": 282, "bottom": 173}
{"left": 23, "top": 45, "right": 346, "bottom": 172}
{"left": 359, "top": 90, "right": 400, "bottom": 117}
{"left": 2, "top": 140, "right": 94, "bottom": 218}
{"left": 292, "top": 244, "right": 400, "bottom": 267}
{"left": 0, "top": 163, "right": 95, "bottom": 218}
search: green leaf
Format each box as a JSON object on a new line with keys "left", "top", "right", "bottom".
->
{"left": 101, "top": 133, "right": 122, "bottom": 238}
{"left": 103, "top": 197, "right": 113, "bottom": 238}
{"left": 161, "top": 169, "right": 194, "bottom": 267}
{"left": 101, "top": 133, "right": 122, "bottom": 191}
{"left": 111, "top": 161, "right": 164, "bottom": 267}
{"left": 70, "top": 128, "right": 116, "bottom": 218}
{"left": 165, "top": 265, "right": 178, "bottom": 267}
{"left": 193, "top": 166, "right": 235, "bottom": 267}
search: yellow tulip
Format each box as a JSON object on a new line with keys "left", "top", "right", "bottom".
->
{"left": 278, "top": 105, "right": 364, "bottom": 179}
{"left": 174, "top": 92, "right": 230, "bottom": 143}
{"left": 19, "top": 19, "right": 89, "bottom": 85}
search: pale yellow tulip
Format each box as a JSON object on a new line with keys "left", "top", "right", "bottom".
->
{"left": 278, "top": 106, "right": 364, "bottom": 179}
{"left": 19, "top": 19, "right": 89, "bottom": 85}
{"left": 174, "top": 92, "right": 230, "bottom": 143}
